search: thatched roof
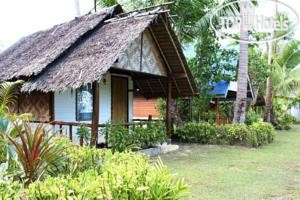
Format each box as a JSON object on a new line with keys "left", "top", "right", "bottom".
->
{"left": 0, "top": 5, "right": 122, "bottom": 81}
{"left": 0, "top": 5, "right": 198, "bottom": 97}
{"left": 22, "top": 15, "right": 157, "bottom": 92}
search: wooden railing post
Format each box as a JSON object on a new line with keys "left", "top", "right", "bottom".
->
{"left": 90, "top": 81, "right": 100, "bottom": 147}
{"left": 166, "top": 76, "right": 172, "bottom": 138}
{"left": 59, "top": 124, "right": 63, "bottom": 135}
{"left": 69, "top": 125, "right": 72, "bottom": 141}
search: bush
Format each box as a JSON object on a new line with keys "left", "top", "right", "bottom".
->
{"left": 201, "top": 111, "right": 217, "bottom": 124}
{"left": 76, "top": 124, "right": 90, "bottom": 146}
{"left": 175, "top": 122, "right": 276, "bottom": 148}
{"left": 176, "top": 122, "right": 218, "bottom": 143}
{"left": 106, "top": 124, "right": 138, "bottom": 152}
{"left": 106, "top": 122, "right": 167, "bottom": 152}
{"left": 59, "top": 139, "right": 105, "bottom": 176}
{"left": 278, "top": 113, "right": 296, "bottom": 130}
{"left": 134, "top": 121, "right": 166, "bottom": 149}
{"left": 221, "top": 124, "right": 250, "bottom": 145}
{"left": 251, "top": 122, "right": 275, "bottom": 145}
{"left": 22, "top": 152, "right": 187, "bottom": 199}
{"left": 245, "top": 109, "right": 262, "bottom": 125}
{"left": 0, "top": 179, "right": 23, "bottom": 199}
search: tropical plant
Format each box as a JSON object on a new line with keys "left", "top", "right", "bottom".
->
{"left": 5, "top": 122, "right": 65, "bottom": 185}
{"left": 23, "top": 152, "right": 187, "bottom": 199}
{"left": 245, "top": 108, "right": 263, "bottom": 125}
{"left": 133, "top": 121, "right": 166, "bottom": 148}
{"left": 264, "top": 12, "right": 299, "bottom": 124}
{"left": 76, "top": 124, "right": 90, "bottom": 146}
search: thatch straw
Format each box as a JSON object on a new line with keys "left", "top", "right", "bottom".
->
{"left": 0, "top": 5, "right": 197, "bottom": 97}
{"left": 22, "top": 15, "right": 157, "bottom": 92}
{"left": 0, "top": 5, "right": 122, "bottom": 82}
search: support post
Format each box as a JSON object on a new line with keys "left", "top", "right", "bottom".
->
{"left": 90, "top": 81, "right": 100, "bottom": 147}
{"left": 69, "top": 125, "right": 73, "bottom": 142}
{"left": 166, "top": 77, "right": 172, "bottom": 138}
{"left": 216, "top": 98, "right": 220, "bottom": 125}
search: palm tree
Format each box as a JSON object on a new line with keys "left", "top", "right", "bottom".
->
{"left": 272, "top": 41, "right": 300, "bottom": 97}
{"left": 265, "top": 41, "right": 300, "bottom": 127}
{"left": 232, "top": 0, "right": 250, "bottom": 123}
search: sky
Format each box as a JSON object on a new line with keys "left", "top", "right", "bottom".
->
{"left": 0, "top": 0, "right": 299, "bottom": 50}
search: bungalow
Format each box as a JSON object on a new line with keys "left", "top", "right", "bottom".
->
{"left": 0, "top": 5, "right": 198, "bottom": 145}
{"left": 209, "top": 78, "right": 254, "bottom": 125}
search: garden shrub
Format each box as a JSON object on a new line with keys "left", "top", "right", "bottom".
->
{"left": 0, "top": 179, "right": 23, "bottom": 199}
{"left": 245, "top": 109, "right": 262, "bottom": 125}
{"left": 201, "top": 111, "right": 217, "bottom": 124}
{"left": 76, "top": 124, "right": 90, "bottom": 146}
{"left": 176, "top": 122, "right": 218, "bottom": 143}
{"left": 106, "top": 122, "right": 167, "bottom": 152}
{"left": 60, "top": 140, "right": 105, "bottom": 176}
{"left": 278, "top": 113, "right": 296, "bottom": 130}
{"left": 176, "top": 122, "right": 275, "bottom": 148}
{"left": 22, "top": 151, "right": 187, "bottom": 199}
{"left": 106, "top": 124, "right": 139, "bottom": 152}
{"left": 221, "top": 124, "right": 250, "bottom": 145}
{"left": 134, "top": 121, "right": 166, "bottom": 149}
{"left": 251, "top": 122, "right": 275, "bottom": 145}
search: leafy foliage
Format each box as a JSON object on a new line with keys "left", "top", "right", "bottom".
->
{"left": 176, "top": 122, "right": 275, "bottom": 148}
{"left": 0, "top": 81, "right": 23, "bottom": 112}
{"left": 251, "top": 122, "right": 275, "bottom": 146}
{"left": 76, "top": 124, "right": 90, "bottom": 145}
{"left": 245, "top": 109, "right": 263, "bottom": 125}
{"left": 5, "top": 122, "right": 65, "bottom": 184}
{"left": 277, "top": 113, "right": 296, "bottom": 130}
{"left": 248, "top": 47, "right": 269, "bottom": 92}
{"left": 58, "top": 138, "right": 104, "bottom": 176}
{"left": 106, "top": 122, "right": 167, "bottom": 152}
{"left": 16, "top": 151, "right": 187, "bottom": 199}
{"left": 106, "top": 124, "right": 136, "bottom": 152}
{"left": 176, "top": 122, "right": 218, "bottom": 144}
{"left": 134, "top": 121, "right": 166, "bottom": 148}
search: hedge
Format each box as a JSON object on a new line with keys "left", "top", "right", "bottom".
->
{"left": 176, "top": 122, "right": 275, "bottom": 148}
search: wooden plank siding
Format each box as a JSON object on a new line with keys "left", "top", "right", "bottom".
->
{"left": 133, "top": 94, "right": 160, "bottom": 119}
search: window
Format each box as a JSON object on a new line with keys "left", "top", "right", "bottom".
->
{"left": 76, "top": 84, "right": 93, "bottom": 121}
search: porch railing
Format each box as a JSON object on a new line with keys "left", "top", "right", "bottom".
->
{"left": 30, "top": 118, "right": 161, "bottom": 143}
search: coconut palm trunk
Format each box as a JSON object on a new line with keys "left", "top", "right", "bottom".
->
{"left": 233, "top": 29, "right": 248, "bottom": 123}
{"left": 233, "top": 1, "right": 249, "bottom": 123}
{"left": 264, "top": 1, "right": 281, "bottom": 128}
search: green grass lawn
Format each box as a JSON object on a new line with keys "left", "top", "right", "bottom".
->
{"left": 160, "top": 125, "right": 300, "bottom": 200}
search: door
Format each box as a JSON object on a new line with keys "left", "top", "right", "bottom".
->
{"left": 111, "top": 76, "right": 128, "bottom": 123}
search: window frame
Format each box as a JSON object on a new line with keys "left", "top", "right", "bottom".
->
{"left": 75, "top": 84, "right": 93, "bottom": 121}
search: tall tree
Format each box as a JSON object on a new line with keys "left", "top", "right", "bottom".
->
{"left": 233, "top": 1, "right": 250, "bottom": 123}
{"left": 264, "top": 2, "right": 277, "bottom": 122}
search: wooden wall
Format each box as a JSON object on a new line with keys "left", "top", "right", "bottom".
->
{"left": 133, "top": 94, "right": 160, "bottom": 119}
{"left": 11, "top": 91, "right": 53, "bottom": 121}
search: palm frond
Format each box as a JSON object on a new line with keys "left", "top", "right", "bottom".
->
{"left": 0, "top": 81, "right": 23, "bottom": 111}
